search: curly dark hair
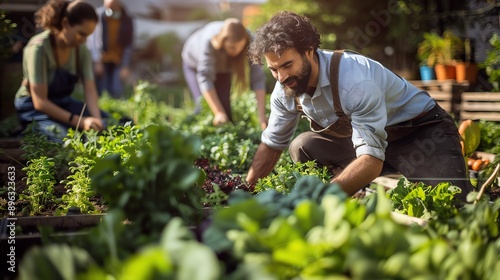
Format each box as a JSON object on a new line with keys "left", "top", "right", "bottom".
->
{"left": 248, "top": 11, "right": 321, "bottom": 66}
{"left": 35, "top": 0, "right": 98, "bottom": 31}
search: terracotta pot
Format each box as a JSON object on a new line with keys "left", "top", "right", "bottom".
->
{"left": 434, "top": 64, "right": 456, "bottom": 80}
{"left": 455, "top": 62, "right": 478, "bottom": 83}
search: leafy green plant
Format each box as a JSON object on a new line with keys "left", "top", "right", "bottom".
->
{"left": 201, "top": 183, "right": 229, "bottom": 207}
{"left": 90, "top": 125, "right": 206, "bottom": 247}
{"left": 98, "top": 81, "right": 184, "bottom": 127}
{"left": 19, "top": 217, "right": 222, "bottom": 280}
{"left": 21, "top": 126, "right": 70, "bottom": 178}
{"left": 20, "top": 156, "right": 57, "bottom": 215}
{"left": 478, "top": 121, "right": 500, "bottom": 154}
{"left": 386, "top": 178, "right": 461, "bottom": 220}
{"left": 480, "top": 33, "right": 500, "bottom": 91}
{"left": 417, "top": 31, "right": 463, "bottom": 66}
{"left": 254, "top": 160, "right": 331, "bottom": 193}
{"left": 57, "top": 156, "right": 97, "bottom": 214}
{"left": 0, "top": 11, "right": 16, "bottom": 60}
{"left": 64, "top": 123, "right": 143, "bottom": 162}
{"left": 200, "top": 132, "right": 256, "bottom": 174}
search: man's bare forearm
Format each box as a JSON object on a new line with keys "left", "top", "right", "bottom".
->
{"left": 246, "top": 143, "right": 282, "bottom": 185}
{"left": 332, "top": 154, "right": 383, "bottom": 195}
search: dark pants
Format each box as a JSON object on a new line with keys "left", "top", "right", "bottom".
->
{"left": 14, "top": 95, "right": 108, "bottom": 143}
{"left": 96, "top": 62, "right": 124, "bottom": 99}
{"left": 182, "top": 63, "right": 232, "bottom": 121}
{"left": 289, "top": 104, "right": 474, "bottom": 200}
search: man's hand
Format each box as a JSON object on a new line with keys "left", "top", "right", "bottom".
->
{"left": 331, "top": 155, "right": 383, "bottom": 195}
{"left": 246, "top": 143, "right": 283, "bottom": 186}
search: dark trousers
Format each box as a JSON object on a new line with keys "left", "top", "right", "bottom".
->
{"left": 289, "top": 104, "right": 474, "bottom": 200}
{"left": 96, "top": 62, "right": 124, "bottom": 99}
{"left": 14, "top": 95, "right": 108, "bottom": 143}
{"left": 182, "top": 63, "right": 232, "bottom": 121}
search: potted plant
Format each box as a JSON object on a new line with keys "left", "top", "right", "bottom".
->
{"left": 417, "top": 31, "right": 463, "bottom": 80}
{"left": 455, "top": 38, "right": 478, "bottom": 84}
{"left": 417, "top": 38, "right": 435, "bottom": 81}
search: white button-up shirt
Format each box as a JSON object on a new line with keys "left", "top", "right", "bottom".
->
{"left": 262, "top": 50, "right": 436, "bottom": 161}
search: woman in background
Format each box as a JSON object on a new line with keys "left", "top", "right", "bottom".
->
{"left": 14, "top": 0, "right": 107, "bottom": 142}
{"left": 182, "top": 18, "right": 268, "bottom": 128}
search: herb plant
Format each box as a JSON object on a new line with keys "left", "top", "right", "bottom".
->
{"left": 20, "top": 156, "right": 57, "bottom": 215}
{"left": 58, "top": 156, "right": 97, "bottom": 214}
{"left": 90, "top": 124, "right": 206, "bottom": 247}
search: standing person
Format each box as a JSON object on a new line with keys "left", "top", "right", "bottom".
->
{"left": 245, "top": 11, "right": 473, "bottom": 201}
{"left": 14, "top": 0, "right": 107, "bottom": 143}
{"left": 87, "top": 0, "right": 133, "bottom": 98}
{"left": 182, "top": 18, "right": 268, "bottom": 128}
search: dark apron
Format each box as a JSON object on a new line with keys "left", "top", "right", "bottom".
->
{"left": 295, "top": 50, "right": 353, "bottom": 138}
{"left": 296, "top": 49, "right": 439, "bottom": 142}
{"left": 16, "top": 34, "right": 81, "bottom": 123}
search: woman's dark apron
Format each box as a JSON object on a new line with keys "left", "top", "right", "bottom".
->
{"left": 15, "top": 34, "right": 86, "bottom": 127}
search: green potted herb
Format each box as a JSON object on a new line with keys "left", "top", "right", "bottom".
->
{"left": 416, "top": 34, "right": 435, "bottom": 81}
{"left": 417, "top": 31, "right": 463, "bottom": 80}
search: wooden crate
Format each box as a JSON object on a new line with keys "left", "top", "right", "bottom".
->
{"left": 460, "top": 92, "right": 500, "bottom": 121}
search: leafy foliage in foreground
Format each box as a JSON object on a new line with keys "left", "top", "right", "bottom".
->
{"left": 254, "top": 160, "right": 331, "bottom": 193}
{"left": 17, "top": 176, "right": 500, "bottom": 279}
{"left": 387, "top": 179, "right": 461, "bottom": 220}
{"left": 89, "top": 125, "right": 206, "bottom": 248}
{"left": 204, "top": 183, "right": 500, "bottom": 279}
{"left": 20, "top": 218, "right": 221, "bottom": 280}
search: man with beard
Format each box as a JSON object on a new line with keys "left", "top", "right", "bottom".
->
{"left": 245, "top": 11, "right": 473, "bottom": 201}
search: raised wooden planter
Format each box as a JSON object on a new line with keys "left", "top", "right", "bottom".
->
{"left": 460, "top": 92, "right": 500, "bottom": 121}
{"left": 0, "top": 138, "right": 23, "bottom": 162}
{"left": 0, "top": 214, "right": 104, "bottom": 278}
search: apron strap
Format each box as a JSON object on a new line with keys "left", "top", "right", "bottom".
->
{"left": 295, "top": 49, "right": 345, "bottom": 118}
{"left": 330, "top": 50, "right": 344, "bottom": 117}
{"left": 23, "top": 35, "right": 81, "bottom": 93}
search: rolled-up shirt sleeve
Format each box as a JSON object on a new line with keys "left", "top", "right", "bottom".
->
{"left": 345, "top": 80, "right": 388, "bottom": 161}
{"left": 261, "top": 85, "right": 301, "bottom": 150}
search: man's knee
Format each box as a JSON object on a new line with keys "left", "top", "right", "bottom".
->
{"left": 289, "top": 132, "right": 320, "bottom": 163}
